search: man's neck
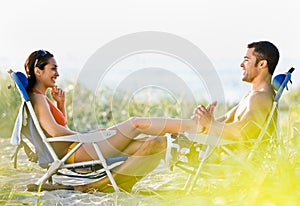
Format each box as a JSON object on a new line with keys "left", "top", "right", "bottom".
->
{"left": 250, "top": 74, "right": 272, "bottom": 92}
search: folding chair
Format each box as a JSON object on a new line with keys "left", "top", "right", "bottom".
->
{"left": 8, "top": 69, "right": 128, "bottom": 192}
{"left": 172, "top": 67, "right": 295, "bottom": 194}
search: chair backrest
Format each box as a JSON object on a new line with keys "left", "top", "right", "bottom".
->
{"left": 9, "top": 70, "right": 56, "bottom": 168}
{"left": 9, "top": 68, "right": 294, "bottom": 167}
{"left": 250, "top": 67, "right": 294, "bottom": 153}
{"left": 273, "top": 67, "right": 294, "bottom": 102}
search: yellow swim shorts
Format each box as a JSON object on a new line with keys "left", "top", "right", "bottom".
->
{"left": 65, "top": 142, "right": 78, "bottom": 164}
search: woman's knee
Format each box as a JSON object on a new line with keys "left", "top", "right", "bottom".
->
{"left": 145, "top": 136, "right": 167, "bottom": 153}
{"left": 130, "top": 117, "right": 151, "bottom": 130}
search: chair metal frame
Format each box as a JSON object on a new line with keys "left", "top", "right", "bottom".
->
{"left": 175, "top": 68, "right": 295, "bottom": 194}
{"left": 9, "top": 69, "right": 126, "bottom": 192}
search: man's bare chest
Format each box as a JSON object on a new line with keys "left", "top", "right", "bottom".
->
{"left": 234, "top": 95, "right": 250, "bottom": 121}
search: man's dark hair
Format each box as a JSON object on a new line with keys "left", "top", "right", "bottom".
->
{"left": 248, "top": 41, "right": 280, "bottom": 75}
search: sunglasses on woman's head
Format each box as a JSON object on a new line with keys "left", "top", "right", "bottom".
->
{"left": 34, "top": 50, "right": 47, "bottom": 68}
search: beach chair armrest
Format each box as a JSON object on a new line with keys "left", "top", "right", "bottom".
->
{"left": 45, "top": 130, "right": 116, "bottom": 143}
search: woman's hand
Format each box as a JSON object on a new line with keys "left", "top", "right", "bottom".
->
{"left": 51, "top": 86, "right": 65, "bottom": 105}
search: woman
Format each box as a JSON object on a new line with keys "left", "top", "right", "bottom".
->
{"left": 25, "top": 50, "right": 203, "bottom": 192}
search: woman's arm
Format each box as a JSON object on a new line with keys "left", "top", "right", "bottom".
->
{"left": 32, "top": 94, "right": 76, "bottom": 137}
{"left": 51, "top": 86, "right": 66, "bottom": 117}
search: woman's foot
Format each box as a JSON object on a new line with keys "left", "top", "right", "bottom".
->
{"left": 27, "top": 183, "right": 74, "bottom": 191}
{"left": 74, "top": 173, "right": 143, "bottom": 193}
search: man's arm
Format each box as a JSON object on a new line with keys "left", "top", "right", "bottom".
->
{"left": 216, "top": 105, "right": 238, "bottom": 123}
{"left": 196, "top": 92, "right": 273, "bottom": 140}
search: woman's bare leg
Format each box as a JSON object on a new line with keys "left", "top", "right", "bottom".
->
{"left": 104, "top": 117, "right": 201, "bottom": 156}
{"left": 75, "top": 117, "right": 201, "bottom": 161}
{"left": 74, "top": 136, "right": 167, "bottom": 192}
{"left": 73, "top": 117, "right": 202, "bottom": 191}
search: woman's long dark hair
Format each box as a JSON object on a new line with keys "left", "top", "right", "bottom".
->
{"left": 24, "top": 50, "right": 54, "bottom": 92}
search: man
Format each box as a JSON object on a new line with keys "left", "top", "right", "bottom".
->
{"left": 194, "top": 41, "right": 280, "bottom": 140}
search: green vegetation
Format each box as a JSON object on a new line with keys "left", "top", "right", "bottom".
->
{"left": 0, "top": 71, "right": 300, "bottom": 205}
{"left": 0, "top": 73, "right": 20, "bottom": 138}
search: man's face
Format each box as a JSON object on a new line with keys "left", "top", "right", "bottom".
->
{"left": 240, "top": 48, "right": 259, "bottom": 83}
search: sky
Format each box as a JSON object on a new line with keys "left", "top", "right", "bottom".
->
{"left": 1, "top": 0, "right": 299, "bottom": 102}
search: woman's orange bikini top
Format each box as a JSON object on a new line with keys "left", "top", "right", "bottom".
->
{"left": 32, "top": 88, "right": 67, "bottom": 126}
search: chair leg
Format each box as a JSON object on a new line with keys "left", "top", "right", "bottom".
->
{"left": 183, "top": 173, "right": 193, "bottom": 192}
{"left": 92, "top": 143, "right": 120, "bottom": 192}
{"left": 35, "top": 160, "right": 62, "bottom": 185}
{"left": 185, "top": 145, "right": 212, "bottom": 194}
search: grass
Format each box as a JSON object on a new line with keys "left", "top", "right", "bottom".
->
{"left": 1, "top": 71, "right": 300, "bottom": 205}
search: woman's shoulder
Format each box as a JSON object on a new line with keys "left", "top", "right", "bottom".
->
{"left": 29, "top": 92, "right": 49, "bottom": 108}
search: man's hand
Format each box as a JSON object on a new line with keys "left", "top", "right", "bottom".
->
{"left": 193, "top": 101, "right": 217, "bottom": 129}
{"left": 207, "top": 101, "right": 217, "bottom": 113}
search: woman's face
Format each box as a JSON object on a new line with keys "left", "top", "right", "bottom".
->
{"left": 37, "top": 57, "right": 59, "bottom": 88}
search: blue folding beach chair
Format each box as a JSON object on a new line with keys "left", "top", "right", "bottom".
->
{"left": 172, "top": 67, "right": 295, "bottom": 194}
{"left": 8, "top": 69, "right": 127, "bottom": 192}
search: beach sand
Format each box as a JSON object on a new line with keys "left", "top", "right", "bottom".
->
{"left": 0, "top": 138, "right": 195, "bottom": 205}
